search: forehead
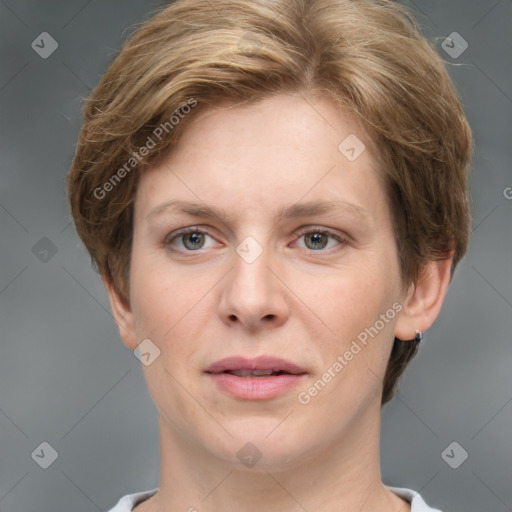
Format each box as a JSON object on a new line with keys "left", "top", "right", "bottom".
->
{"left": 134, "top": 93, "right": 388, "bottom": 223}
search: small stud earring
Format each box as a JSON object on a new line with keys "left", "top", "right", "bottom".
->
{"left": 414, "top": 330, "right": 423, "bottom": 343}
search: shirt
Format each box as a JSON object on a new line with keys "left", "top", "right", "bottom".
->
{"left": 106, "top": 486, "right": 442, "bottom": 511}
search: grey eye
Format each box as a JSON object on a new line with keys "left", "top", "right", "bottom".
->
{"left": 304, "top": 232, "right": 329, "bottom": 250}
{"left": 182, "top": 232, "right": 206, "bottom": 250}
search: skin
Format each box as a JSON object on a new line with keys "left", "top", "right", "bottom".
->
{"left": 106, "top": 93, "right": 453, "bottom": 512}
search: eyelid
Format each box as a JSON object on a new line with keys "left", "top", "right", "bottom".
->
{"left": 293, "top": 225, "right": 347, "bottom": 239}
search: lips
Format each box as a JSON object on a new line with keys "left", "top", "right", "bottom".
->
{"left": 205, "top": 356, "right": 307, "bottom": 376}
{"left": 205, "top": 356, "right": 308, "bottom": 400}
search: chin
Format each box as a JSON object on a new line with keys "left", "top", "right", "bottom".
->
{"left": 207, "top": 419, "right": 313, "bottom": 471}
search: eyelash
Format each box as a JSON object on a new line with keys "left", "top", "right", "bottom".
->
{"left": 163, "top": 226, "right": 348, "bottom": 255}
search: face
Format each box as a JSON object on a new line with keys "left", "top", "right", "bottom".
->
{"left": 120, "top": 94, "right": 410, "bottom": 469}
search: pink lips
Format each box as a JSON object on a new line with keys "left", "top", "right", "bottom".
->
{"left": 205, "top": 356, "right": 307, "bottom": 400}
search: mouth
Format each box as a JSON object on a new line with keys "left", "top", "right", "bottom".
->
{"left": 205, "top": 356, "right": 308, "bottom": 400}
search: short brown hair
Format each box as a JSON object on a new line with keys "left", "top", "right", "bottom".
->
{"left": 67, "top": 0, "right": 473, "bottom": 404}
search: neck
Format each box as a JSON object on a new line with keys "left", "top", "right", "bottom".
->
{"left": 135, "top": 401, "right": 409, "bottom": 512}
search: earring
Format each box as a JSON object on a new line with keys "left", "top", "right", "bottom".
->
{"left": 414, "top": 330, "right": 423, "bottom": 343}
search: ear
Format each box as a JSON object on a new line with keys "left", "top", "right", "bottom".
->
{"left": 394, "top": 253, "right": 454, "bottom": 340}
{"left": 103, "top": 277, "right": 139, "bottom": 350}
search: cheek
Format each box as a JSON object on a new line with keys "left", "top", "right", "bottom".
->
{"left": 128, "top": 249, "right": 214, "bottom": 361}
{"left": 302, "top": 259, "right": 394, "bottom": 335}
{"left": 129, "top": 241, "right": 178, "bottom": 331}
{"left": 300, "top": 275, "right": 398, "bottom": 419}
{"left": 128, "top": 254, "right": 210, "bottom": 423}
{"left": 309, "top": 257, "right": 399, "bottom": 375}
{"left": 129, "top": 261, "right": 170, "bottom": 339}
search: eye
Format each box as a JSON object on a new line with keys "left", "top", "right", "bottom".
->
{"left": 293, "top": 228, "right": 347, "bottom": 252}
{"left": 164, "top": 226, "right": 347, "bottom": 254}
{"left": 164, "top": 227, "right": 216, "bottom": 251}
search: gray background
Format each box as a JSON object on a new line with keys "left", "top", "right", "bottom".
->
{"left": 0, "top": 0, "right": 511, "bottom": 511}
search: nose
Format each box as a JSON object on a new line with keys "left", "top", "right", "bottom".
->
{"left": 217, "top": 239, "right": 289, "bottom": 332}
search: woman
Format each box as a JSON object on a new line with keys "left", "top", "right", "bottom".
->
{"left": 67, "top": 0, "right": 473, "bottom": 510}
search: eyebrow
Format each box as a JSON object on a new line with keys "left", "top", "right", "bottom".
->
{"left": 146, "top": 199, "right": 370, "bottom": 224}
